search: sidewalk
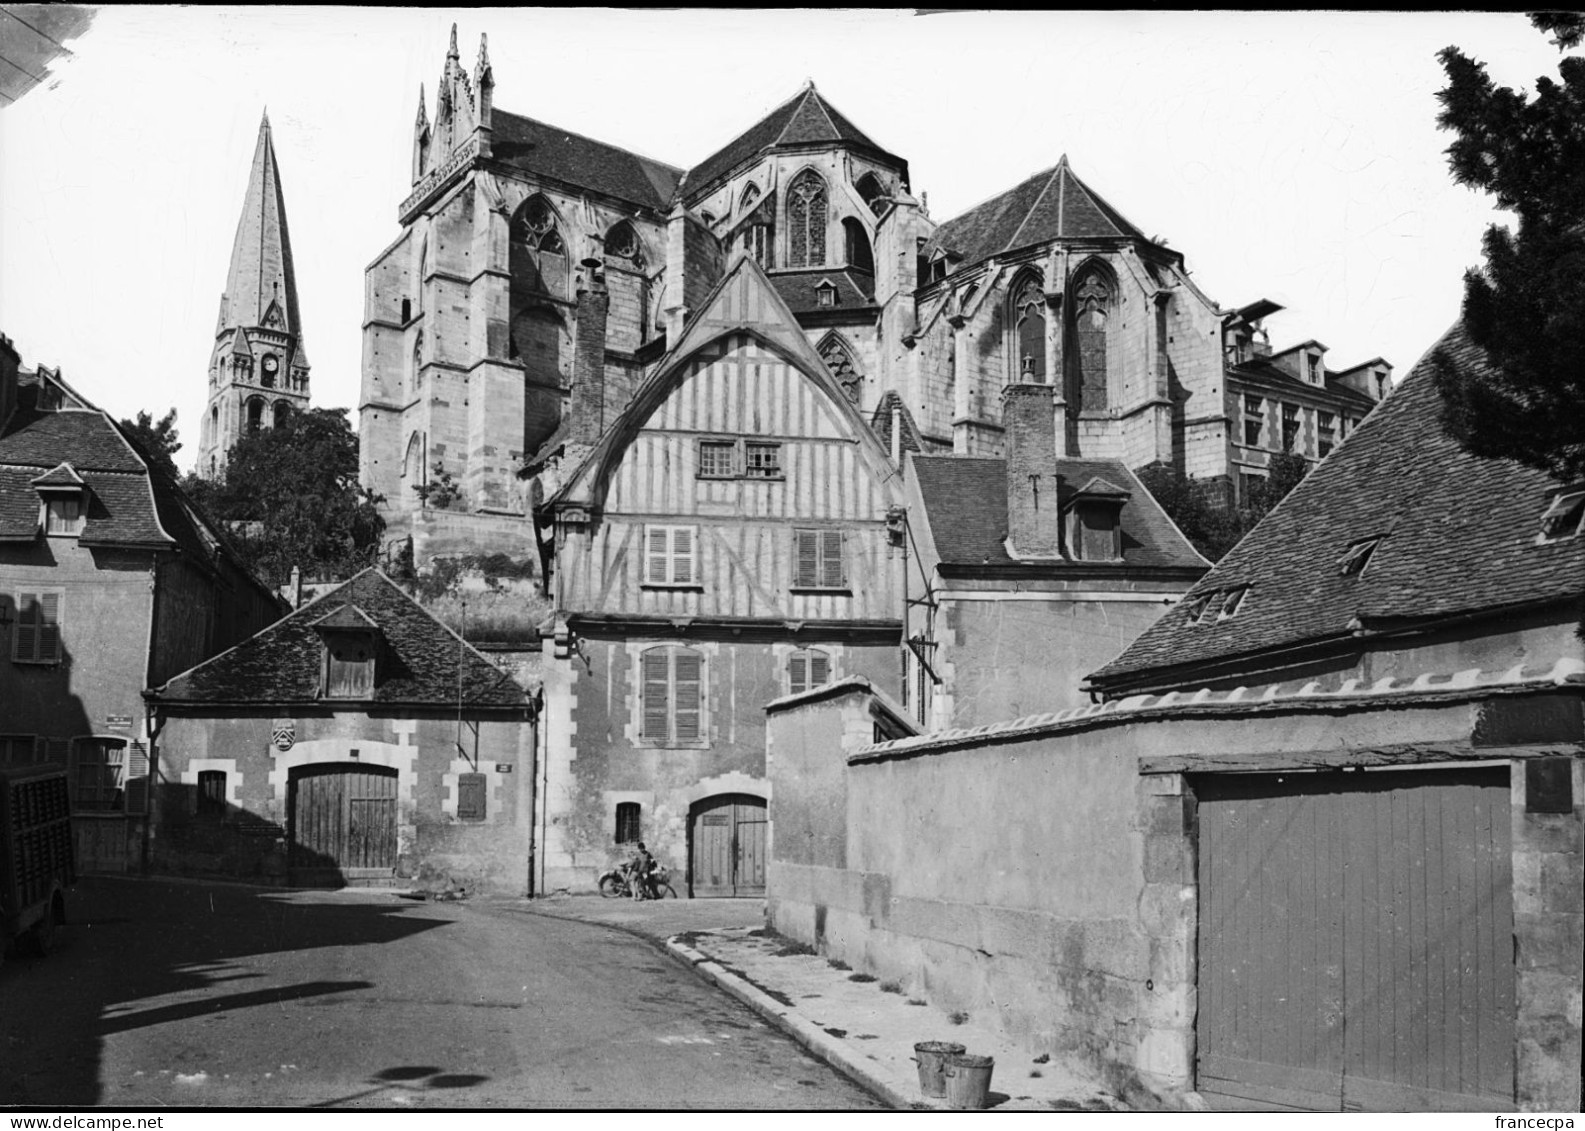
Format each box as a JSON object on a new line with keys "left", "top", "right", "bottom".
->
{"left": 518, "top": 896, "right": 1125, "bottom": 1112}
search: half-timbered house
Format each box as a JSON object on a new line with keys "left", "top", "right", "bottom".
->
{"left": 534, "top": 255, "right": 906, "bottom": 895}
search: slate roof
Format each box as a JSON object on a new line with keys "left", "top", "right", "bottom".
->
{"left": 769, "top": 268, "right": 876, "bottom": 315}
{"left": 910, "top": 455, "right": 1206, "bottom": 572}
{"left": 491, "top": 109, "right": 682, "bottom": 214}
{"left": 1090, "top": 322, "right": 1585, "bottom": 688}
{"left": 685, "top": 83, "right": 905, "bottom": 200}
{"left": 150, "top": 569, "right": 529, "bottom": 709}
{"left": 925, "top": 156, "right": 1147, "bottom": 269}
{"left": 1229, "top": 355, "right": 1378, "bottom": 412}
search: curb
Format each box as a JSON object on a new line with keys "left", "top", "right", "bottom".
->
{"left": 664, "top": 936, "right": 935, "bottom": 1112}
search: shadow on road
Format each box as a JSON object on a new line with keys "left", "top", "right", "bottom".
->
{"left": 0, "top": 876, "right": 448, "bottom": 1106}
{"left": 309, "top": 1065, "right": 493, "bottom": 1108}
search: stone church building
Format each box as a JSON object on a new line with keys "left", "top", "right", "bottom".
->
{"left": 357, "top": 26, "right": 1392, "bottom": 563}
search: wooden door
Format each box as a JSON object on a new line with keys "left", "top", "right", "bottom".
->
{"left": 288, "top": 764, "right": 398, "bottom": 886}
{"left": 1195, "top": 768, "right": 1515, "bottom": 1112}
{"left": 690, "top": 794, "right": 767, "bottom": 897}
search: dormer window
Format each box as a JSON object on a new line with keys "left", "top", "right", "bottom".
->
{"left": 1339, "top": 536, "right": 1382, "bottom": 577}
{"left": 45, "top": 498, "right": 84, "bottom": 536}
{"left": 1183, "top": 593, "right": 1215, "bottom": 623}
{"left": 32, "top": 464, "right": 88, "bottom": 537}
{"left": 1538, "top": 490, "right": 1585, "bottom": 543}
{"left": 1064, "top": 476, "right": 1129, "bottom": 561}
{"left": 311, "top": 604, "right": 381, "bottom": 699}
{"left": 815, "top": 279, "right": 838, "bottom": 307}
{"left": 1217, "top": 586, "right": 1249, "bottom": 619}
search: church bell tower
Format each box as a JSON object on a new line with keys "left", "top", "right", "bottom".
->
{"left": 200, "top": 111, "right": 312, "bottom": 478}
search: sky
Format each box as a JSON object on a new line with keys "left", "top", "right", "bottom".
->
{"left": 0, "top": 8, "right": 1574, "bottom": 474}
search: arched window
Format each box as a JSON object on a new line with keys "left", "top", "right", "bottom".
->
{"left": 1069, "top": 264, "right": 1112, "bottom": 411}
{"left": 404, "top": 431, "right": 426, "bottom": 490}
{"left": 210, "top": 404, "right": 218, "bottom": 437}
{"left": 786, "top": 169, "right": 827, "bottom": 268}
{"left": 639, "top": 645, "right": 704, "bottom": 744}
{"left": 855, "top": 172, "right": 886, "bottom": 216}
{"left": 818, "top": 334, "right": 864, "bottom": 408}
{"left": 1011, "top": 274, "right": 1047, "bottom": 383}
{"left": 273, "top": 401, "right": 291, "bottom": 429}
{"left": 416, "top": 243, "right": 427, "bottom": 314}
{"left": 409, "top": 332, "right": 424, "bottom": 396}
{"left": 604, "top": 220, "right": 643, "bottom": 269}
{"left": 739, "top": 183, "right": 761, "bottom": 215}
{"left": 842, "top": 218, "right": 873, "bottom": 274}
{"left": 787, "top": 648, "right": 832, "bottom": 696}
{"left": 511, "top": 195, "right": 568, "bottom": 301}
{"left": 246, "top": 397, "right": 265, "bottom": 432}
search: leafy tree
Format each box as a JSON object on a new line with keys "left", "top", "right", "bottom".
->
{"left": 120, "top": 408, "right": 182, "bottom": 481}
{"left": 183, "top": 408, "right": 384, "bottom": 588}
{"left": 1138, "top": 454, "right": 1310, "bottom": 563}
{"left": 1431, "top": 14, "right": 1585, "bottom": 482}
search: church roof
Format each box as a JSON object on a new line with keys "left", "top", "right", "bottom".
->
{"left": 491, "top": 109, "right": 683, "bottom": 214}
{"left": 220, "top": 113, "right": 309, "bottom": 369}
{"left": 768, "top": 267, "right": 877, "bottom": 315}
{"left": 149, "top": 568, "right": 529, "bottom": 708}
{"left": 925, "top": 156, "right": 1147, "bottom": 268}
{"left": 1088, "top": 322, "right": 1585, "bottom": 691}
{"left": 684, "top": 82, "right": 905, "bottom": 200}
{"left": 869, "top": 391, "right": 925, "bottom": 457}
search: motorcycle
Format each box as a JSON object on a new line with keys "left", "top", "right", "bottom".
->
{"left": 597, "top": 859, "right": 677, "bottom": 899}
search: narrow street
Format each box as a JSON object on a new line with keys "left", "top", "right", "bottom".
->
{"left": 0, "top": 877, "right": 882, "bottom": 1110}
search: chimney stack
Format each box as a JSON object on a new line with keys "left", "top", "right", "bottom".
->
{"left": 1003, "top": 383, "right": 1063, "bottom": 559}
{"left": 570, "top": 260, "right": 610, "bottom": 454}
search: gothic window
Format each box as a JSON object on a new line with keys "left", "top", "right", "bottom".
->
{"left": 843, "top": 218, "right": 874, "bottom": 274}
{"left": 273, "top": 401, "right": 291, "bottom": 430}
{"left": 1070, "top": 266, "right": 1111, "bottom": 410}
{"left": 786, "top": 169, "right": 827, "bottom": 268}
{"left": 741, "top": 223, "right": 773, "bottom": 267}
{"left": 855, "top": 172, "right": 886, "bottom": 216}
{"left": 1011, "top": 274, "right": 1046, "bottom": 383}
{"left": 511, "top": 195, "right": 569, "bottom": 301}
{"left": 404, "top": 432, "right": 426, "bottom": 485}
{"left": 246, "top": 397, "right": 265, "bottom": 432}
{"left": 605, "top": 220, "right": 643, "bottom": 269}
{"left": 818, "top": 335, "right": 864, "bottom": 407}
{"left": 739, "top": 183, "right": 761, "bottom": 215}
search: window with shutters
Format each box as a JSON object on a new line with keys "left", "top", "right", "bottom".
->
{"left": 74, "top": 737, "right": 126, "bottom": 812}
{"left": 643, "top": 525, "right": 699, "bottom": 588}
{"left": 197, "top": 770, "right": 227, "bottom": 819}
{"left": 791, "top": 529, "right": 846, "bottom": 590}
{"left": 324, "top": 632, "right": 376, "bottom": 697}
{"left": 615, "top": 801, "right": 641, "bottom": 844}
{"left": 45, "top": 497, "right": 84, "bottom": 536}
{"left": 456, "top": 773, "right": 487, "bottom": 821}
{"left": 787, "top": 649, "right": 833, "bottom": 696}
{"left": 638, "top": 646, "right": 705, "bottom": 746}
{"left": 12, "top": 590, "right": 62, "bottom": 664}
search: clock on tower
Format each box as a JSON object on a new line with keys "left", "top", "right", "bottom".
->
{"left": 261, "top": 354, "right": 278, "bottom": 388}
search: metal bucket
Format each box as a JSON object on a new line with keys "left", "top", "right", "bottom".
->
{"left": 913, "top": 1041, "right": 966, "bottom": 1098}
{"left": 944, "top": 1053, "right": 995, "bottom": 1110}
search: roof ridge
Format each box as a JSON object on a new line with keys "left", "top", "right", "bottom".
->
{"left": 1005, "top": 163, "right": 1062, "bottom": 256}
{"left": 492, "top": 106, "right": 685, "bottom": 176}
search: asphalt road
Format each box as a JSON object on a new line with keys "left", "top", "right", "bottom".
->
{"left": 0, "top": 877, "right": 882, "bottom": 1110}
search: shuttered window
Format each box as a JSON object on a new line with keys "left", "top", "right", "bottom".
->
{"left": 787, "top": 649, "right": 832, "bottom": 696}
{"left": 639, "top": 646, "right": 705, "bottom": 744}
{"left": 13, "top": 591, "right": 62, "bottom": 664}
{"left": 644, "top": 525, "right": 697, "bottom": 586}
{"left": 792, "top": 529, "right": 845, "bottom": 589}
{"left": 456, "top": 773, "right": 487, "bottom": 821}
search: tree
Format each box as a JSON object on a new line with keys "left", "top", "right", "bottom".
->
{"left": 183, "top": 408, "right": 385, "bottom": 588}
{"left": 120, "top": 408, "right": 182, "bottom": 481}
{"left": 1431, "top": 14, "right": 1585, "bottom": 482}
{"left": 1137, "top": 454, "right": 1310, "bottom": 563}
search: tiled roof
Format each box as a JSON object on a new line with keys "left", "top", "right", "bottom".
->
{"left": 925, "top": 156, "right": 1146, "bottom": 268}
{"left": 491, "top": 109, "right": 682, "bottom": 214}
{"left": 1090, "top": 322, "right": 1585, "bottom": 687}
{"left": 870, "top": 392, "right": 925, "bottom": 456}
{"left": 150, "top": 569, "right": 529, "bottom": 709}
{"left": 1, "top": 405, "right": 144, "bottom": 472}
{"left": 910, "top": 454, "right": 1206, "bottom": 571}
{"left": 1230, "top": 356, "right": 1378, "bottom": 412}
{"left": 685, "top": 83, "right": 904, "bottom": 200}
{"left": 30, "top": 462, "right": 85, "bottom": 487}
{"left": 768, "top": 268, "right": 876, "bottom": 314}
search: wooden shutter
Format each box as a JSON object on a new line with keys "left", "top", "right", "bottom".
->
{"left": 641, "top": 649, "right": 670, "bottom": 739}
{"left": 124, "top": 740, "right": 149, "bottom": 815}
{"left": 672, "top": 527, "right": 694, "bottom": 585}
{"left": 795, "top": 530, "right": 818, "bottom": 587}
{"left": 820, "top": 531, "right": 844, "bottom": 588}
{"left": 673, "top": 650, "right": 702, "bottom": 741}
{"left": 37, "top": 592, "right": 60, "bottom": 662}
{"left": 646, "top": 527, "right": 669, "bottom": 583}
{"left": 14, "top": 592, "right": 38, "bottom": 661}
{"left": 456, "top": 772, "right": 486, "bottom": 820}
{"left": 788, "top": 652, "right": 808, "bottom": 695}
{"left": 809, "top": 650, "right": 830, "bottom": 687}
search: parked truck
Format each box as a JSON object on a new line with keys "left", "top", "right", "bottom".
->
{"left": 1, "top": 763, "right": 75, "bottom": 965}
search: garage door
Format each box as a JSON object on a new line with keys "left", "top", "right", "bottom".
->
{"left": 1195, "top": 767, "right": 1515, "bottom": 1112}
{"left": 287, "top": 763, "right": 398, "bottom": 886}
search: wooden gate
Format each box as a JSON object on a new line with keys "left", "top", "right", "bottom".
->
{"left": 287, "top": 763, "right": 398, "bottom": 886}
{"left": 1195, "top": 767, "right": 1515, "bottom": 1112}
{"left": 690, "top": 794, "right": 766, "bottom": 897}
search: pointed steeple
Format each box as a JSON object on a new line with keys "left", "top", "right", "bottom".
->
{"left": 220, "top": 112, "right": 306, "bottom": 363}
{"left": 474, "top": 32, "right": 492, "bottom": 89}
{"left": 414, "top": 82, "right": 428, "bottom": 131}
{"left": 448, "top": 21, "right": 459, "bottom": 59}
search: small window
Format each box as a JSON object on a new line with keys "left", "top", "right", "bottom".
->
{"left": 697, "top": 440, "right": 736, "bottom": 479}
{"left": 197, "top": 770, "right": 227, "bottom": 819}
{"left": 744, "top": 442, "right": 782, "bottom": 479}
{"left": 793, "top": 529, "right": 845, "bottom": 590}
{"left": 1281, "top": 404, "right": 1300, "bottom": 453}
{"left": 1306, "top": 354, "right": 1322, "bottom": 384}
{"left": 325, "top": 633, "right": 376, "bottom": 697}
{"left": 644, "top": 525, "right": 698, "bottom": 587}
{"left": 456, "top": 773, "right": 487, "bottom": 821}
{"left": 787, "top": 649, "right": 832, "bottom": 696}
{"left": 1317, "top": 412, "right": 1336, "bottom": 458}
{"left": 1243, "top": 396, "right": 1264, "bottom": 448}
{"left": 1182, "top": 593, "right": 1214, "bottom": 624}
{"left": 816, "top": 282, "right": 837, "bottom": 307}
{"left": 44, "top": 497, "right": 84, "bottom": 536}
{"left": 1339, "top": 537, "right": 1382, "bottom": 577}
{"left": 640, "top": 646, "right": 704, "bottom": 744}
{"left": 12, "top": 591, "right": 62, "bottom": 664}
{"left": 1069, "top": 503, "right": 1123, "bottom": 562}
{"left": 1218, "top": 586, "right": 1249, "bottom": 619}
{"left": 75, "top": 738, "right": 126, "bottom": 812}
{"left": 615, "top": 802, "right": 641, "bottom": 844}
{"left": 1539, "top": 491, "right": 1585, "bottom": 542}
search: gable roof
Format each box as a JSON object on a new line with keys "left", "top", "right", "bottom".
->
{"left": 684, "top": 82, "right": 905, "bottom": 201}
{"left": 1089, "top": 322, "right": 1585, "bottom": 689}
{"left": 1229, "top": 354, "right": 1378, "bottom": 412}
{"left": 149, "top": 568, "right": 528, "bottom": 709}
{"left": 546, "top": 253, "right": 902, "bottom": 511}
{"left": 910, "top": 454, "right": 1206, "bottom": 573}
{"left": 491, "top": 109, "right": 682, "bottom": 214}
{"left": 925, "top": 156, "right": 1147, "bottom": 269}
{"left": 870, "top": 391, "right": 926, "bottom": 457}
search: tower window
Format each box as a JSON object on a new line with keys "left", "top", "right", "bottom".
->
{"left": 246, "top": 398, "right": 265, "bottom": 432}
{"left": 1012, "top": 275, "right": 1046, "bottom": 383}
{"left": 786, "top": 169, "right": 828, "bottom": 268}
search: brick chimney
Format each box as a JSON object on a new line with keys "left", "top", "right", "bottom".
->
{"left": 569, "top": 259, "right": 610, "bottom": 456}
{"left": 1003, "top": 383, "right": 1063, "bottom": 559}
